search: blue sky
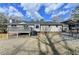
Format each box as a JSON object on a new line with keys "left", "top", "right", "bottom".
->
{"left": 0, "top": 3, "right": 78, "bottom": 22}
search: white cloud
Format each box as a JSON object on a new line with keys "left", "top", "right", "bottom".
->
{"left": 57, "top": 10, "right": 69, "bottom": 15}
{"left": 45, "top": 3, "right": 64, "bottom": 14}
{"left": 21, "top": 3, "right": 43, "bottom": 20}
{"left": 8, "top": 6, "right": 23, "bottom": 17}
{"left": 50, "top": 10, "right": 69, "bottom": 19}
{"left": 64, "top": 4, "right": 72, "bottom": 8}
{"left": 0, "top": 7, "right": 8, "bottom": 14}
{"left": 32, "top": 11, "right": 43, "bottom": 21}
{"left": 9, "top": 6, "right": 17, "bottom": 12}
{"left": 64, "top": 4, "right": 76, "bottom": 9}
{"left": 21, "top": 3, "right": 70, "bottom": 20}
{"left": 26, "top": 10, "right": 43, "bottom": 21}
{"left": 19, "top": 3, "right": 75, "bottom": 21}
{"left": 13, "top": 12, "right": 23, "bottom": 17}
{"left": 0, "top": 3, "right": 76, "bottom": 21}
{"left": 21, "top": 3, "right": 41, "bottom": 11}
{"left": 26, "top": 11, "right": 31, "bottom": 18}
{"left": 62, "top": 16, "right": 71, "bottom": 21}
{"left": 0, "top": 7, "right": 6, "bottom": 13}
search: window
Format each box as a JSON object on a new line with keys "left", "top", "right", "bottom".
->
{"left": 56, "top": 25, "right": 58, "bottom": 27}
{"left": 11, "top": 25, "right": 16, "bottom": 27}
{"left": 36, "top": 25, "right": 39, "bottom": 28}
{"left": 48, "top": 25, "right": 50, "bottom": 27}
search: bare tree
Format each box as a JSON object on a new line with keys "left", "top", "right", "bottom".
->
{"left": 71, "top": 6, "right": 79, "bottom": 22}
{"left": 9, "top": 16, "right": 22, "bottom": 23}
{"left": 0, "top": 13, "right": 8, "bottom": 33}
{"left": 40, "top": 19, "right": 45, "bottom": 22}
{"left": 52, "top": 16, "right": 60, "bottom": 23}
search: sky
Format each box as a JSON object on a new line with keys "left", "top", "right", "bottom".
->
{"left": 0, "top": 3, "right": 78, "bottom": 22}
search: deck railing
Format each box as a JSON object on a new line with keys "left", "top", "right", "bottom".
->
{"left": 7, "top": 27, "right": 31, "bottom": 33}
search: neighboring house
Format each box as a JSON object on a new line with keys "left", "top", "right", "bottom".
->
{"left": 61, "top": 19, "right": 79, "bottom": 33}
{"left": 61, "top": 23, "right": 69, "bottom": 32}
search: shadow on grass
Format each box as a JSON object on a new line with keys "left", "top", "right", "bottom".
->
{"left": 59, "top": 33, "right": 75, "bottom": 55}
{"left": 37, "top": 32, "right": 60, "bottom": 55}
{"left": 37, "top": 32, "right": 75, "bottom": 55}
{"left": 44, "top": 32, "right": 60, "bottom": 55}
{"left": 37, "top": 37, "right": 47, "bottom": 55}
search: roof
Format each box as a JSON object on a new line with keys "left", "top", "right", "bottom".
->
{"left": 3, "top": 21, "right": 61, "bottom": 26}
{"left": 61, "top": 19, "right": 79, "bottom": 24}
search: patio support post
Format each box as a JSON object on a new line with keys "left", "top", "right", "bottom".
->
{"left": 17, "top": 32, "right": 18, "bottom": 38}
{"left": 7, "top": 32, "right": 9, "bottom": 39}
{"left": 29, "top": 33, "right": 30, "bottom": 36}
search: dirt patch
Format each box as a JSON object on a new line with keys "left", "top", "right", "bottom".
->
{"left": 0, "top": 34, "right": 8, "bottom": 40}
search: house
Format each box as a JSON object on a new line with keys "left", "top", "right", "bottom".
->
{"left": 7, "top": 21, "right": 62, "bottom": 37}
